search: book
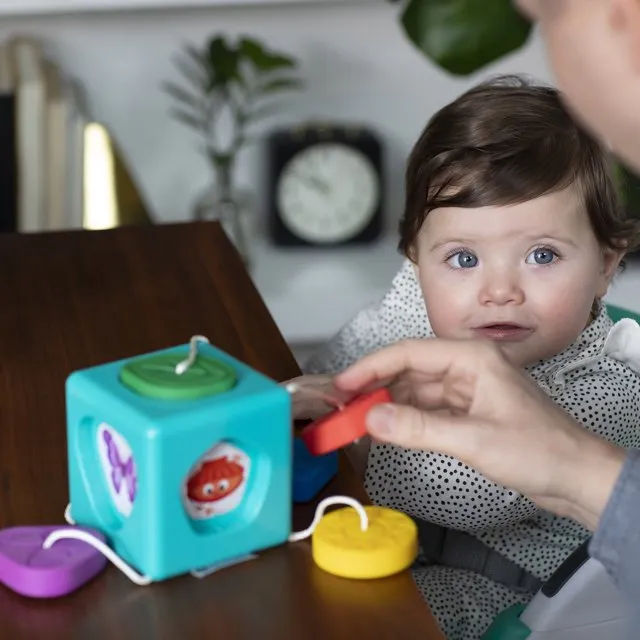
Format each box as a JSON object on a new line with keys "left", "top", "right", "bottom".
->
{"left": 0, "top": 42, "right": 17, "bottom": 233}
{"left": 8, "top": 36, "right": 46, "bottom": 233}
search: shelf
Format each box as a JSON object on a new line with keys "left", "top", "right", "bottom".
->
{"left": 0, "top": 0, "right": 371, "bottom": 16}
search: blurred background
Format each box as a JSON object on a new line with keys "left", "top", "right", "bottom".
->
{"left": 1, "top": 0, "right": 637, "bottom": 365}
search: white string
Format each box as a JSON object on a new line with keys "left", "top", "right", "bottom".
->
{"left": 58, "top": 504, "right": 256, "bottom": 583}
{"left": 59, "top": 496, "right": 370, "bottom": 584}
{"left": 284, "top": 382, "right": 345, "bottom": 411}
{"left": 64, "top": 503, "right": 75, "bottom": 525}
{"left": 287, "top": 495, "right": 368, "bottom": 543}
{"left": 42, "top": 528, "right": 153, "bottom": 586}
{"left": 175, "top": 335, "right": 210, "bottom": 375}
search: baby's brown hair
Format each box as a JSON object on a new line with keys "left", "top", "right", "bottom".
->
{"left": 399, "top": 75, "right": 640, "bottom": 260}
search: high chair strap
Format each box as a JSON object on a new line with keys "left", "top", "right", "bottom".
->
{"left": 414, "top": 518, "right": 544, "bottom": 594}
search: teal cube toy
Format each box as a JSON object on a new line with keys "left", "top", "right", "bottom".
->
{"left": 65, "top": 338, "right": 292, "bottom": 581}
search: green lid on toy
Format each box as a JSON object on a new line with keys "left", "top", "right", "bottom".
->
{"left": 120, "top": 335, "right": 237, "bottom": 400}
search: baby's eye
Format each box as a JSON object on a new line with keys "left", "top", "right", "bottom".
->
{"left": 447, "top": 251, "right": 478, "bottom": 269}
{"left": 526, "top": 248, "right": 557, "bottom": 265}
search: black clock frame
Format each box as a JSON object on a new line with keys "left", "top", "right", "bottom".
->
{"left": 265, "top": 124, "right": 385, "bottom": 247}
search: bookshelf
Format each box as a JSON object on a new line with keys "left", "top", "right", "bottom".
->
{"left": 0, "top": 0, "right": 373, "bottom": 16}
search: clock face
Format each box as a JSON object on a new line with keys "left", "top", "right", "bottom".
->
{"left": 276, "top": 143, "right": 380, "bottom": 244}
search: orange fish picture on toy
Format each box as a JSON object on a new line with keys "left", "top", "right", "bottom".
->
{"left": 187, "top": 455, "right": 245, "bottom": 504}
{"left": 183, "top": 443, "right": 251, "bottom": 520}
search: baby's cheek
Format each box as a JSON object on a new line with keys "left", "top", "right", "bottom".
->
{"left": 424, "top": 293, "right": 467, "bottom": 339}
{"left": 534, "top": 284, "right": 594, "bottom": 344}
{"left": 419, "top": 266, "right": 475, "bottom": 338}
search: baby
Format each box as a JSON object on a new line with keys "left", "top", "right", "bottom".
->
{"left": 290, "top": 75, "right": 640, "bottom": 640}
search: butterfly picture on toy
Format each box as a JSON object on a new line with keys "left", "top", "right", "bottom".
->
{"left": 97, "top": 423, "right": 138, "bottom": 518}
{"left": 182, "top": 443, "right": 251, "bottom": 519}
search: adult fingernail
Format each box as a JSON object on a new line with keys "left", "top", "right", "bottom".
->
{"left": 366, "top": 404, "right": 395, "bottom": 436}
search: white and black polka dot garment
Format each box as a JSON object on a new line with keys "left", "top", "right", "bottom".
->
{"left": 304, "top": 259, "right": 640, "bottom": 640}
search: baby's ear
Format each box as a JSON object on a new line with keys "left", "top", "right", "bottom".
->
{"left": 597, "top": 246, "right": 625, "bottom": 297}
{"left": 407, "top": 244, "right": 418, "bottom": 264}
{"left": 607, "top": 244, "right": 627, "bottom": 275}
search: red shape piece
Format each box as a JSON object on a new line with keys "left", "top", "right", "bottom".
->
{"left": 300, "top": 388, "right": 392, "bottom": 456}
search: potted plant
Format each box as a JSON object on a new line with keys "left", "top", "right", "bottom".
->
{"left": 164, "top": 35, "right": 303, "bottom": 264}
{"left": 388, "top": 0, "right": 640, "bottom": 237}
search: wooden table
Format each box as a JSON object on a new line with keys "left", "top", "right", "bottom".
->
{"left": 0, "top": 222, "right": 443, "bottom": 640}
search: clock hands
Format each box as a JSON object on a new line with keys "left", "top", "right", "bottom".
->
{"left": 296, "top": 171, "right": 331, "bottom": 196}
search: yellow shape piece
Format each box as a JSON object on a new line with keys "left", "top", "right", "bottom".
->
{"left": 312, "top": 505, "right": 418, "bottom": 579}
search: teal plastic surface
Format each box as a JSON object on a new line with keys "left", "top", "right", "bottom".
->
{"left": 482, "top": 604, "right": 531, "bottom": 640}
{"left": 65, "top": 341, "right": 292, "bottom": 581}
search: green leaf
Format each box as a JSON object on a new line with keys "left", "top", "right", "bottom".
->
{"left": 163, "top": 81, "right": 201, "bottom": 108}
{"left": 184, "top": 43, "right": 208, "bottom": 70}
{"left": 613, "top": 162, "right": 625, "bottom": 193}
{"left": 172, "top": 59, "right": 206, "bottom": 92}
{"left": 170, "top": 108, "right": 204, "bottom": 131}
{"left": 239, "top": 36, "right": 297, "bottom": 72}
{"left": 207, "top": 35, "right": 241, "bottom": 87}
{"left": 206, "top": 148, "right": 234, "bottom": 169}
{"left": 618, "top": 164, "right": 640, "bottom": 216}
{"left": 245, "top": 103, "right": 283, "bottom": 122}
{"left": 399, "top": 0, "right": 532, "bottom": 76}
{"left": 258, "top": 77, "right": 303, "bottom": 94}
{"left": 172, "top": 46, "right": 208, "bottom": 90}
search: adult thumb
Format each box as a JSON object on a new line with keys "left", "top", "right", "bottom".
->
{"left": 365, "top": 403, "right": 452, "bottom": 451}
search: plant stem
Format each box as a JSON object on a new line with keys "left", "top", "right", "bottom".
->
{"left": 201, "top": 75, "right": 263, "bottom": 267}
{"left": 214, "top": 158, "right": 249, "bottom": 266}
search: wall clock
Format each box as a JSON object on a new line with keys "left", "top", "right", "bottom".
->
{"left": 265, "top": 123, "right": 384, "bottom": 246}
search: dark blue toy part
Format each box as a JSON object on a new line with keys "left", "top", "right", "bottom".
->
{"left": 292, "top": 437, "right": 338, "bottom": 503}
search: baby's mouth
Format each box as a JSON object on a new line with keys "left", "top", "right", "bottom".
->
{"left": 472, "top": 323, "right": 532, "bottom": 341}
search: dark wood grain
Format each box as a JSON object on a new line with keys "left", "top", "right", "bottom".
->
{"left": 0, "top": 222, "right": 443, "bottom": 640}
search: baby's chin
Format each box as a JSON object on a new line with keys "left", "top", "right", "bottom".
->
{"left": 431, "top": 327, "right": 561, "bottom": 369}
{"left": 433, "top": 330, "right": 541, "bottom": 369}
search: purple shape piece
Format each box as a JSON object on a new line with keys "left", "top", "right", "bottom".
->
{"left": 103, "top": 429, "right": 137, "bottom": 502}
{"left": 0, "top": 526, "right": 108, "bottom": 598}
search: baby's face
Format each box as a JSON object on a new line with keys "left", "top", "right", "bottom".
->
{"left": 414, "top": 187, "right": 621, "bottom": 367}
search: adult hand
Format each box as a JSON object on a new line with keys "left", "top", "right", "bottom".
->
{"left": 283, "top": 374, "right": 354, "bottom": 420}
{"left": 334, "top": 339, "right": 626, "bottom": 530}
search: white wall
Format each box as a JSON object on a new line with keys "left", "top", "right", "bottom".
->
{"left": 0, "top": 2, "right": 554, "bottom": 227}
{"left": 3, "top": 3, "right": 640, "bottom": 362}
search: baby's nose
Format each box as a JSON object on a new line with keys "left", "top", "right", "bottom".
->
{"left": 479, "top": 273, "right": 525, "bottom": 306}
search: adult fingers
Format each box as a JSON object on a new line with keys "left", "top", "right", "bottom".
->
{"left": 389, "top": 375, "right": 446, "bottom": 410}
{"left": 365, "top": 401, "right": 476, "bottom": 458}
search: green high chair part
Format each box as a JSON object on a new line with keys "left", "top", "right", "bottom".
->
{"left": 607, "top": 303, "right": 640, "bottom": 325}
